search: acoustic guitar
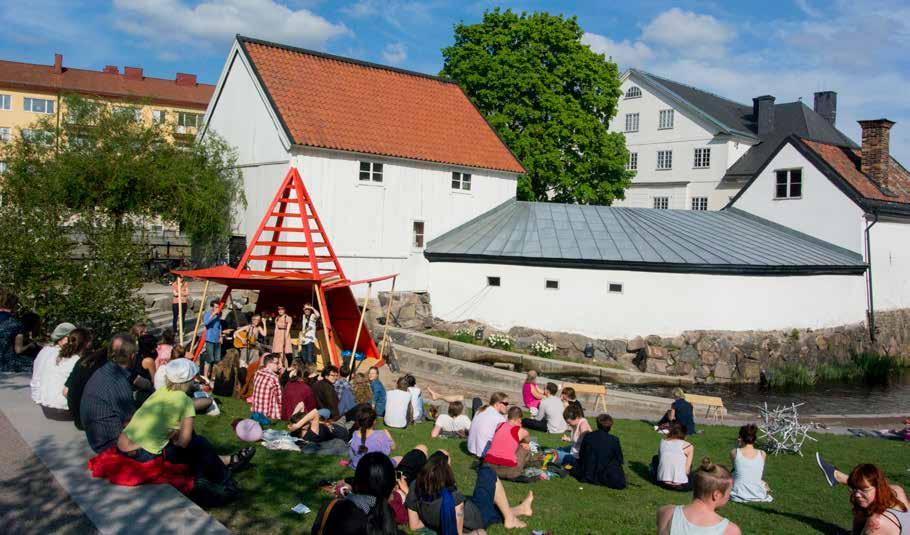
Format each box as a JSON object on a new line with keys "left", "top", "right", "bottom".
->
{"left": 234, "top": 317, "right": 268, "bottom": 349}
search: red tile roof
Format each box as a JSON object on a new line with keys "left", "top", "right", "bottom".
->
{"left": 239, "top": 37, "right": 525, "bottom": 174}
{"left": 0, "top": 59, "right": 214, "bottom": 109}
{"left": 802, "top": 138, "right": 910, "bottom": 206}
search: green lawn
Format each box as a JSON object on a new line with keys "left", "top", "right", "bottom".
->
{"left": 195, "top": 397, "right": 908, "bottom": 534}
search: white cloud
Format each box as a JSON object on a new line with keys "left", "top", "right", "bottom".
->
{"left": 381, "top": 42, "right": 407, "bottom": 65}
{"left": 581, "top": 32, "right": 653, "bottom": 69}
{"left": 794, "top": 0, "right": 824, "bottom": 18}
{"left": 113, "top": 0, "right": 350, "bottom": 50}
{"left": 641, "top": 8, "right": 734, "bottom": 59}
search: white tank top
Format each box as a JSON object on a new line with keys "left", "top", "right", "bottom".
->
{"left": 670, "top": 506, "right": 730, "bottom": 535}
{"left": 657, "top": 439, "right": 690, "bottom": 485}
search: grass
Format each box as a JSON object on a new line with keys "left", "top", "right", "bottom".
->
{"left": 195, "top": 396, "right": 909, "bottom": 534}
{"left": 768, "top": 353, "right": 906, "bottom": 388}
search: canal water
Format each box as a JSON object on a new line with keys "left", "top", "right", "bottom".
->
{"left": 616, "top": 372, "right": 910, "bottom": 415}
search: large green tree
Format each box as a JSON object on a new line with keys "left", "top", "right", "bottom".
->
{"left": 441, "top": 9, "right": 632, "bottom": 204}
{"left": 0, "top": 95, "right": 245, "bottom": 340}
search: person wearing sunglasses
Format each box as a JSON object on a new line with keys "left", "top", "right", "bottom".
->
{"left": 467, "top": 392, "right": 510, "bottom": 457}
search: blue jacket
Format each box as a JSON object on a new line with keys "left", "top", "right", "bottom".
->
{"left": 203, "top": 310, "right": 223, "bottom": 343}
{"left": 371, "top": 379, "right": 387, "bottom": 416}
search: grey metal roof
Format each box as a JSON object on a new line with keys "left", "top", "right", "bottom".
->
{"left": 425, "top": 200, "right": 865, "bottom": 275}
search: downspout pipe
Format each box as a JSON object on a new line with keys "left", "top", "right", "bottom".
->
{"left": 864, "top": 212, "right": 878, "bottom": 341}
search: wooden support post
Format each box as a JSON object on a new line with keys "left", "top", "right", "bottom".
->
{"left": 349, "top": 283, "right": 372, "bottom": 377}
{"left": 177, "top": 277, "right": 185, "bottom": 344}
{"left": 314, "top": 283, "right": 336, "bottom": 368}
{"left": 189, "top": 280, "right": 210, "bottom": 351}
{"left": 377, "top": 276, "right": 397, "bottom": 361}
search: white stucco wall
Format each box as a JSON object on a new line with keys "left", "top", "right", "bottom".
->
{"left": 730, "top": 142, "right": 866, "bottom": 253}
{"left": 869, "top": 219, "right": 910, "bottom": 310}
{"left": 428, "top": 262, "right": 867, "bottom": 338}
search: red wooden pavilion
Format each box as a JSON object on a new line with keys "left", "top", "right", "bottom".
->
{"left": 176, "top": 167, "right": 396, "bottom": 368}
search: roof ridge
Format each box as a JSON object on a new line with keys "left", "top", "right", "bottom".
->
{"left": 237, "top": 35, "right": 455, "bottom": 85}
{"left": 0, "top": 59, "right": 214, "bottom": 87}
{"left": 631, "top": 68, "right": 751, "bottom": 109}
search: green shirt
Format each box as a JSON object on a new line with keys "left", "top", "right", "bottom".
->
{"left": 123, "top": 388, "right": 195, "bottom": 454}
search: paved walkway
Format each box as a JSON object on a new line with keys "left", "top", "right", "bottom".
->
{"left": 0, "top": 374, "right": 231, "bottom": 535}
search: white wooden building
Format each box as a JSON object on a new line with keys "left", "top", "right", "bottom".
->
{"left": 199, "top": 36, "right": 524, "bottom": 292}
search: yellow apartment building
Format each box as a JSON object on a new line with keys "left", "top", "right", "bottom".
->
{"left": 0, "top": 53, "right": 215, "bottom": 173}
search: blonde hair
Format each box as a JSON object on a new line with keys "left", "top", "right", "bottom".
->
{"left": 692, "top": 457, "right": 733, "bottom": 500}
{"left": 525, "top": 370, "right": 538, "bottom": 383}
{"left": 672, "top": 387, "right": 685, "bottom": 400}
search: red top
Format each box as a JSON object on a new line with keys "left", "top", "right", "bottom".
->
{"left": 484, "top": 422, "right": 521, "bottom": 467}
{"left": 281, "top": 381, "right": 318, "bottom": 421}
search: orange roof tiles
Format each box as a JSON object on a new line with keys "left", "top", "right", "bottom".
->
{"left": 0, "top": 59, "right": 214, "bottom": 109}
{"left": 240, "top": 37, "right": 524, "bottom": 174}
{"left": 801, "top": 138, "right": 910, "bottom": 206}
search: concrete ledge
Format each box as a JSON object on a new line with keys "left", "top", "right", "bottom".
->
{"left": 0, "top": 374, "right": 231, "bottom": 535}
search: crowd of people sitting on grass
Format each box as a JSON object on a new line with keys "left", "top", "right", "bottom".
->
{"left": 1, "top": 285, "right": 908, "bottom": 534}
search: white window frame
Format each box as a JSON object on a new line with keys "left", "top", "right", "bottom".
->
{"left": 451, "top": 171, "right": 472, "bottom": 191}
{"left": 412, "top": 220, "right": 425, "bottom": 250}
{"left": 694, "top": 147, "right": 711, "bottom": 169}
{"left": 177, "top": 111, "right": 201, "bottom": 130}
{"left": 658, "top": 109, "right": 674, "bottom": 130}
{"left": 653, "top": 196, "right": 669, "bottom": 209}
{"left": 624, "top": 86, "right": 641, "bottom": 99}
{"left": 0, "top": 127, "right": 10, "bottom": 142}
{"left": 608, "top": 282, "right": 624, "bottom": 294}
{"left": 691, "top": 197, "right": 708, "bottom": 211}
{"left": 114, "top": 106, "right": 141, "bottom": 121}
{"left": 774, "top": 168, "right": 803, "bottom": 200}
{"left": 24, "top": 97, "right": 55, "bottom": 114}
{"left": 626, "top": 152, "right": 638, "bottom": 171}
{"left": 544, "top": 279, "right": 559, "bottom": 290}
{"left": 359, "top": 161, "right": 384, "bottom": 183}
{"left": 0, "top": 161, "right": 7, "bottom": 174}
{"left": 656, "top": 150, "right": 672, "bottom": 170}
{"left": 624, "top": 113, "right": 639, "bottom": 133}
{"left": 0, "top": 94, "right": 10, "bottom": 111}
{"left": 152, "top": 110, "right": 167, "bottom": 124}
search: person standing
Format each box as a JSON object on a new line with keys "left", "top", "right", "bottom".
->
{"left": 171, "top": 275, "right": 189, "bottom": 338}
{"left": 296, "top": 304, "right": 320, "bottom": 365}
{"left": 272, "top": 306, "right": 292, "bottom": 368}
{"left": 81, "top": 340, "right": 138, "bottom": 452}
{"left": 234, "top": 314, "right": 267, "bottom": 369}
{"left": 202, "top": 300, "right": 224, "bottom": 382}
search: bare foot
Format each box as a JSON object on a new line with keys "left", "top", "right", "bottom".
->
{"left": 516, "top": 490, "right": 534, "bottom": 517}
{"left": 503, "top": 518, "right": 527, "bottom": 529}
{"left": 427, "top": 387, "right": 439, "bottom": 400}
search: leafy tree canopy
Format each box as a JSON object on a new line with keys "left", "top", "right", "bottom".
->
{"left": 441, "top": 9, "right": 632, "bottom": 204}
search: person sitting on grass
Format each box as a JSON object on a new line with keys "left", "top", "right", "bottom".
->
{"left": 405, "top": 374, "right": 425, "bottom": 422}
{"left": 521, "top": 382, "right": 567, "bottom": 434}
{"left": 522, "top": 370, "right": 544, "bottom": 416}
{"left": 287, "top": 406, "right": 335, "bottom": 443}
{"left": 729, "top": 424, "right": 772, "bottom": 503}
{"left": 155, "top": 328, "right": 175, "bottom": 370}
{"left": 384, "top": 376, "right": 414, "bottom": 429}
{"left": 651, "top": 422, "right": 694, "bottom": 491}
{"left": 335, "top": 364, "right": 358, "bottom": 416}
{"left": 116, "top": 359, "right": 255, "bottom": 485}
{"left": 431, "top": 400, "right": 472, "bottom": 439}
{"left": 407, "top": 449, "right": 534, "bottom": 533}
{"left": 281, "top": 360, "right": 319, "bottom": 421}
{"left": 312, "top": 365, "right": 342, "bottom": 421}
{"left": 657, "top": 388, "right": 696, "bottom": 436}
{"left": 312, "top": 451, "right": 405, "bottom": 535}
{"left": 560, "top": 386, "right": 584, "bottom": 417}
{"left": 484, "top": 405, "right": 531, "bottom": 480}
{"left": 815, "top": 455, "right": 909, "bottom": 534}
{"left": 349, "top": 406, "right": 403, "bottom": 469}
{"left": 424, "top": 386, "right": 465, "bottom": 420}
{"left": 552, "top": 404, "right": 591, "bottom": 467}
{"left": 467, "top": 392, "right": 509, "bottom": 457}
{"left": 369, "top": 366, "right": 387, "bottom": 417}
{"left": 571, "top": 414, "right": 625, "bottom": 489}
{"left": 251, "top": 353, "right": 283, "bottom": 424}
{"left": 657, "top": 457, "right": 741, "bottom": 535}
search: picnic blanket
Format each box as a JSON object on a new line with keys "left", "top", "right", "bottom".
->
{"left": 87, "top": 447, "right": 195, "bottom": 494}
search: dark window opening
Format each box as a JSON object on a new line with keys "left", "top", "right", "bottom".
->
{"left": 608, "top": 283, "right": 623, "bottom": 293}
{"left": 487, "top": 276, "right": 501, "bottom": 287}
{"left": 545, "top": 279, "right": 559, "bottom": 290}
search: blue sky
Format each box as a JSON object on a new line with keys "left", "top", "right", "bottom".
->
{"left": 2, "top": 0, "right": 909, "bottom": 161}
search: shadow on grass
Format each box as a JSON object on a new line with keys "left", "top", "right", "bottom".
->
{"left": 742, "top": 503, "right": 848, "bottom": 534}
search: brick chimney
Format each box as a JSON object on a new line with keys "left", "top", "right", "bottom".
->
{"left": 53, "top": 53, "right": 63, "bottom": 74}
{"left": 814, "top": 91, "right": 837, "bottom": 125}
{"left": 103, "top": 65, "right": 119, "bottom": 74}
{"left": 175, "top": 73, "right": 197, "bottom": 87}
{"left": 753, "top": 95, "right": 776, "bottom": 136}
{"left": 859, "top": 119, "right": 896, "bottom": 193}
{"left": 124, "top": 66, "right": 143, "bottom": 80}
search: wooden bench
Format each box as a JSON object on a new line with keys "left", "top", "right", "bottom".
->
{"left": 560, "top": 382, "right": 608, "bottom": 414}
{"left": 685, "top": 393, "right": 726, "bottom": 422}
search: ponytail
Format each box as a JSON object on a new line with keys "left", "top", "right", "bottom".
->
{"left": 358, "top": 426, "right": 369, "bottom": 455}
{"left": 354, "top": 406, "right": 377, "bottom": 455}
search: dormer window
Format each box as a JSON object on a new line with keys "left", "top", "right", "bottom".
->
{"left": 625, "top": 86, "right": 642, "bottom": 99}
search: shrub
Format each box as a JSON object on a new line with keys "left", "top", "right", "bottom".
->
{"left": 452, "top": 328, "right": 476, "bottom": 344}
{"left": 530, "top": 340, "right": 556, "bottom": 358}
{"left": 485, "top": 333, "right": 513, "bottom": 350}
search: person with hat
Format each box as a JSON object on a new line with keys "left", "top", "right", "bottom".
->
{"left": 30, "top": 322, "right": 75, "bottom": 404}
{"left": 295, "top": 304, "right": 320, "bottom": 365}
{"left": 117, "top": 359, "right": 255, "bottom": 484}
{"left": 32, "top": 327, "right": 91, "bottom": 420}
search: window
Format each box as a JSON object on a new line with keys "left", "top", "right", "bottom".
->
{"left": 658, "top": 109, "right": 674, "bottom": 129}
{"left": 452, "top": 171, "right": 472, "bottom": 191}
{"left": 694, "top": 148, "right": 711, "bottom": 169}
{"left": 545, "top": 279, "right": 559, "bottom": 290}
{"left": 24, "top": 97, "right": 55, "bottom": 114}
{"left": 152, "top": 110, "right": 167, "bottom": 124}
{"left": 657, "top": 150, "right": 672, "bottom": 170}
{"left": 412, "top": 221, "right": 425, "bottom": 249}
{"left": 177, "top": 112, "right": 201, "bottom": 128}
{"left": 0, "top": 127, "right": 9, "bottom": 142}
{"left": 0, "top": 94, "right": 10, "bottom": 110}
{"left": 0, "top": 161, "right": 7, "bottom": 174}
{"left": 775, "top": 169, "right": 802, "bottom": 199}
{"left": 22, "top": 128, "right": 53, "bottom": 146}
{"left": 691, "top": 197, "right": 708, "bottom": 211}
{"left": 624, "top": 86, "right": 641, "bottom": 99}
{"left": 626, "top": 152, "right": 638, "bottom": 171}
{"left": 487, "top": 276, "right": 501, "bottom": 287}
{"left": 624, "top": 113, "right": 639, "bottom": 133}
{"left": 608, "top": 282, "right": 623, "bottom": 293}
{"left": 359, "top": 161, "right": 383, "bottom": 182}
{"left": 653, "top": 196, "right": 669, "bottom": 209}
{"left": 114, "top": 106, "right": 141, "bottom": 121}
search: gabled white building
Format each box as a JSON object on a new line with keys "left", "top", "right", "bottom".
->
{"left": 199, "top": 36, "right": 524, "bottom": 292}
{"left": 609, "top": 70, "right": 854, "bottom": 212}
